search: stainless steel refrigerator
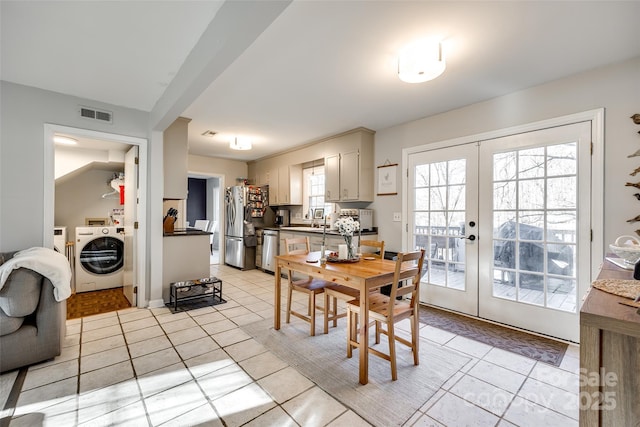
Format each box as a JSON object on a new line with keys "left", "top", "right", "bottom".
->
{"left": 224, "top": 186, "right": 256, "bottom": 270}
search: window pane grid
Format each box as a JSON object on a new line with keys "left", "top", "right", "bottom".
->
{"left": 492, "top": 143, "right": 577, "bottom": 313}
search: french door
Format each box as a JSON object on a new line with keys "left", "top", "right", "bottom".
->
{"left": 408, "top": 122, "right": 592, "bottom": 341}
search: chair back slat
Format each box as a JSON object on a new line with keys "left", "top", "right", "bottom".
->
{"left": 285, "top": 237, "right": 310, "bottom": 255}
{"left": 359, "top": 239, "right": 385, "bottom": 259}
{"left": 387, "top": 249, "right": 425, "bottom": 317}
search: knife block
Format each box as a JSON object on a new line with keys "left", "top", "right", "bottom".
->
{"left": 163, "top": 217, "right": 175, "bottom": 233}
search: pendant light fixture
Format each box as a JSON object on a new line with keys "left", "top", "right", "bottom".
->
{"left": 230, "top": 137, "right": 252, "bottom": 150}
{"left": 398, "top": 40, "right": 446, "bottom": 83}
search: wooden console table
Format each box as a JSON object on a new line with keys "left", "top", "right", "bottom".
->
{"left": 579, "top": 258, "right": 640, "bottom": 426}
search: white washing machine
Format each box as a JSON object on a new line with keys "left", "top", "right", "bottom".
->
{"left": 75, "top": 226, "right": 124, "bottom": 292}
{"left": 53, "top": 226, "right": 67, "bottom": 253}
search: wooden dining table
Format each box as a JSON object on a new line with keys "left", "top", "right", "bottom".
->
{"left": 273, "top": 251, "right": 418, "bottom": 385}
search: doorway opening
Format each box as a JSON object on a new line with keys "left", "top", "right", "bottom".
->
{"left": 187, "top": 174, "right": 224, "bottom": 265}
{"left": 45, "top": 124, "right": 147, "bottom": 314}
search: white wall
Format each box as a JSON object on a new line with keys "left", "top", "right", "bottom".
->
{"left": 0, "top": 81, "right": 150, "bottom": 250}
{"left": 55, "top": 169, "right": 124, "bottom": 239}
{"left": 372, "top": 56, "right": 640, "bottom": 253}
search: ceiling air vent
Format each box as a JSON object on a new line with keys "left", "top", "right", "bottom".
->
{"left": 79, "top": 106, "right": 113, "bottom": 123}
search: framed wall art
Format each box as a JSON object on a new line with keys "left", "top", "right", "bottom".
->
{"left": 377, "top": 162, "right": 398, "bottom": 196}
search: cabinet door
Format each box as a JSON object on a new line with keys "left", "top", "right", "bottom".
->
{"left": 325, "top": 154, "right": 340, "bottom": 202}
{"left": 267, "top": 168, "right": 279, "bottom": 205}
{"left": 278, "top": 165, "right": 290, "bottom": 204}
{"left": 340, "top": 150, "right": 359, "bottom": 200}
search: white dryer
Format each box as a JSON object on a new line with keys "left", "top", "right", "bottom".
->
{"left": 75, "top": 226, "right": 124, "bottom": 292}
{"left": 53, "top": 226, "right": 67, "bottom": 253}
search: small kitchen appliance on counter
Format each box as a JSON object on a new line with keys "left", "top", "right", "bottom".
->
{"left": 275, "top": 209, "right": 290, "bottom": 227}
{"left": 339, "top": 209, "right": 373, "bottom": 231}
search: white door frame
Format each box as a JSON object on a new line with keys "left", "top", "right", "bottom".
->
{"left": 43, "top": 124, "right": 148, "bottom": 307}
{"left": 402, "top": 109, "right": 604, "bottom": 304}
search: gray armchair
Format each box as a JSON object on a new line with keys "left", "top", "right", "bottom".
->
{"left": 0, "top": 251, "right": 66, "bottom": 373}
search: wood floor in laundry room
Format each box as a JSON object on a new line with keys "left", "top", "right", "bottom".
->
{"left": 66, "top": 287, "right": 131, "bottom": 319}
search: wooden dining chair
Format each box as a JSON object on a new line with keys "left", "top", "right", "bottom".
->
{"left": 284, "top": 237, "right": 331, "bottom": 336}
{"left": 323, "top": 239, "right": 386, "bottom": 334}
{"left": 346, "top": 249, "right": 425, "bottom": 380}
{"left": 359, "top": 239, "right": 385, "bottom": 259}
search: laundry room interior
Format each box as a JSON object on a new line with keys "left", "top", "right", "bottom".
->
{"left": 54, "top": 133, "right": 133, "bottom": 317}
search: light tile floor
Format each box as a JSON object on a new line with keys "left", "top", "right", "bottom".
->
{"left": 1, "top": 264, "right": 580, "bottom": 426}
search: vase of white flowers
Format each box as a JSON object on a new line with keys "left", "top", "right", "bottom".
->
{"left": 334, "top": 216, "right": 360, "bottom": 260}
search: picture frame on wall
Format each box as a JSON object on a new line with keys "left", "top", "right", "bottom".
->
{"left": 377, "top": 163, "right": 398, "bottom": 195}
{"left": 313, "top": 208, "right": 325, "bottom": 219}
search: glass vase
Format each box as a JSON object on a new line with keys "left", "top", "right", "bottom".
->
{"left": 344, "top": 236, "right": 355, "bottom": 259}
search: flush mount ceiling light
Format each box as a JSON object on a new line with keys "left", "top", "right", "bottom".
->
{"left": 53, "top": 135, "right": 78, "bottom": 145}
{"left": 398, "top": 40, "right": 446, "bottom": 83}
{"left": 230, "top": 137, "right": 252, "bottom": 151}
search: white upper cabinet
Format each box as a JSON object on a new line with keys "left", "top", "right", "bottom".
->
{"left": 268, "top": 165, "right": 302, "bottom": 205}
{"left": 324, "top": 131, "right": 374, "bottom": 202}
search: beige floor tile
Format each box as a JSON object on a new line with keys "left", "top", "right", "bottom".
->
{"left": 81, "top": 334, "right": 126, "bottom": 356}
{"left": 282, "top": 386, "right": 347, "bottom": 427}
{"left": 327, "top": 410, "right": 373, "bottom": 427}
{"left": 483, "top": 347, "right": 536, "bottom": 375}
{"left": 467, "top": 360, "right": 527, "bottom": 394}
{"left": 242, "top": 406, "right": 297, "bottom": 427}
{"left": 66, "top": 322, "right": 81, "bottom": 336}
{"left": 232, "top": 312, "right": 264, "bottom": 325}
{"left": 239, "top": 351, "right": 288, "bottom": 380}
{"left": 63, "top": 333, "right": 80, "bottom": 348}
{"left": 118, "top": 308, "right": 153, "bottom": 323}
{"left": 445, "top": 335, "right": 493, "bottom": 359}
{"left": 161, "top": 402, "right": 223, "bottom": 427}
{"left": 128, "top": 335, "right": 173, "bottom": 358}
{"left": 82, "top": 315, "right": 120, "bottom": 331}
{"left": 191, "top": 311, "right": 226, "bottom": 326}
{"left": 503, "top": 396, "right": 578, "bottom": 427}
{"left": 31, "top": 343, "right": 80, "bottom": 369}
{"left": 161, "top": 317, "right": 199, "bottom": 334}
{"left": 529, "top": 362, "right": 579, "bottom": 393}
{"left": 211, "top": 327, "right": 251, "bottom": 347}
{"left": 167, "top": 325, "right": 207, "bottom": 346}
{"left": 418, "top": 325, "right": 456, "bottom": 345}
{"left": 196, "top": 363, "right": 253, "bottom": 401}
{"left": 78, "top": 399, "right": 148, "bottom": 426}
{"left": 257, "top": 366, "right": 314, "bottom": 404}
{"left": 132, "top": 347, "right": 182, "bottom": 376}
{"left": 426, "top": 392, "right": 500, "bottom": 427}
{"left": 174, "top": 336, "right": 220, "bottom": 360}
{"left": 81, "top": 345, "right": 130, "bottom": 374}
{"left": 14, "top": 377, "right": 77, "bottom": 416}
{"left": 77, "top": 377, "right": 141, "bottom": 424}
{"left": 22, "top": 359, "right": 78, "bottom": 390}
{"left": 155, "top": 311, "right": 189, "bottom": 324}
{"left": 201, "top": 318, "right": 238, "bottom": 335}
{"left": 120, "top": 316, "right": 158, "bottom": 333}
{"left": 81, "top": 325, "right": 122, "bottom": 343}
{"left": 212, "top": 382, "right": 276, "bottom": 427}
{"left": 124, "top": 324, "right": 165, "bottom": 344}
{"left": 518, "top": 377, "right": 579, "bottom": 420}
{"left": 137, "top": 362, "right": 193, "bottom": 398}
{"left": 184, "top": 348, "right": 236, "bottom": 379}
{"left": 79, "top": 360, "right": 134, "bottom": 394}
{"left": 450, "top": 374, "right": 515, "bottom": 417}
{"left": 224, "top": 338, "right": 267, "bottom": 362}
{"left": 145, "top": 380, "right": 208, "bottom": 426}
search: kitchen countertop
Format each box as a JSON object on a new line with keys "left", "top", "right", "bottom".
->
{"left": 261, "top": 226, "right": 378, "bottom": 236}
{"left": 164, "top": 228, "right": 213, "bottom": 237}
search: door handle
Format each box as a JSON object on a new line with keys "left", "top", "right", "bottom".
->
{"left": 460, "top": 235, "right": 476, "bottom": 241}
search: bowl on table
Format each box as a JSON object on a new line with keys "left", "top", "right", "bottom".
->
{"left": 610, "top": 235, "right": 640, "bottom": 265}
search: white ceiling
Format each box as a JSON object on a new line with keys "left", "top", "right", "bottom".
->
{"left": 3, "top": 1, "right": 640, "bottom": 161}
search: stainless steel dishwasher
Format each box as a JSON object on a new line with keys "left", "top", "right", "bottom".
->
{"left": 262, "top": 229, "right": 279, "bottom": 273}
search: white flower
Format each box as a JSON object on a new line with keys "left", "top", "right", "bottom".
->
{"left": 334, "top": 216, "right": 360, "bottom": 237}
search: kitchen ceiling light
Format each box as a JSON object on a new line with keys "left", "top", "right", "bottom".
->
{"left": 53, "top": 135, "right": 78, "bottom": 145}
{"left": 398, "top": 40, "right": 446, "bottom": 83}
{"left": 230, "top": 137, "right": 252, "bottom": 150}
